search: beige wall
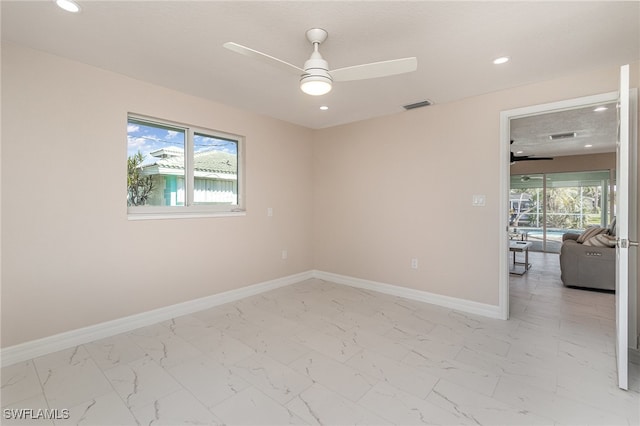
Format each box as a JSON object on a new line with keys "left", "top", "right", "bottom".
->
{"left": 1, "top": 43, "right": 315, "bottom": 347}
{"left": 313, "top": 62, "right": 639, "bottom": 310}
{"left": 2, "top": 41, "right": 639, "bottom": 349}
{"left": 510, "top": 152, "right": 616, "bottom": 175}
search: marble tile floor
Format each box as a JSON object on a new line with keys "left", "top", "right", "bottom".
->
{"left": 2, "top": 252, "right": 639, "bottom": 425}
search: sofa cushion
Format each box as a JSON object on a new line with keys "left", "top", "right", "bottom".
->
{"left": 576, "top": 226, "right": 606, "bottom": 243}
{"left": 583, "top": 233, "right": 617, "bottom": 247}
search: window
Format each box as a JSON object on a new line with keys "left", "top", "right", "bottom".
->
{"left": 510, "top": 170, "right": 612, "bottom": 252}
{"left": 127, "top": 115, "right": 244, "bottom": 219}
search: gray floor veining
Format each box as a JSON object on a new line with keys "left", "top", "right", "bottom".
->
{"left": 2, "top": 252, "right": 639, "bottom": 425}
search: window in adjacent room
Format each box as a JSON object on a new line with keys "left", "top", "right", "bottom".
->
{"left": 127, "top": 115, "right": 244, "bottom": 219}
{"left": 509, "top": 170, "right": 611, "bottom": 252}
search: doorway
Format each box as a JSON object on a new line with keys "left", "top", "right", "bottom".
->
{"left": 499, "top": 91, "right": 622, "bottom": 320}
{"left": 499, "top": 88, "right": 639, "bottom": 390}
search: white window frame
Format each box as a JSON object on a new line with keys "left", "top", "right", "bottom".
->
{"left": 127, "top": 114, "right": 245, "bottom": 220}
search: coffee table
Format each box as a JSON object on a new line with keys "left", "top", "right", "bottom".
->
{"left": 509, "top": 240, "right": 532, "bottom": 275}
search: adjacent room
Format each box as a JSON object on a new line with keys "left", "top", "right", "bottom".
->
{"left": 509, "top": 104, "right": 618, "bottom": 254}
{"left": 2, "top": 1, "right": 639, "bottom": 425}
{"left": 507, "top": 103, "right": 619, "bottom": 288}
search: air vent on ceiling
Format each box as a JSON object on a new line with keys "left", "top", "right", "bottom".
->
{"left": 403, "top": 100, "right": 433, "bottom": 110}
{"left": 549, "top": 132, "right": 577, "bottom": 140}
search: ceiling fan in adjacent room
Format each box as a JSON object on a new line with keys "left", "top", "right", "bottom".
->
{"left": 223, "top": 28, "right": 418, "bottom": 96}
{"left": 520, "top": 175, "right": 549, "bottom": 182}
{"left": 510, "top": 140, "right": 554, "bottom": 164}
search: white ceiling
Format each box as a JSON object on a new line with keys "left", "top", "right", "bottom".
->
{"left": 2, "top": 1, "right": 639, "bottom": 131}
{"left": 511, "top": 101, "right": 619, "bottom": 158}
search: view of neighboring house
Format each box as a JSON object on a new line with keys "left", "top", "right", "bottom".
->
{"left": 140, "top": 147, "right": 238, "bottom": 206}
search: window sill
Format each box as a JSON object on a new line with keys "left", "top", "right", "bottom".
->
{"left": 127, "top": 210, "right": 246, "bottom": 221}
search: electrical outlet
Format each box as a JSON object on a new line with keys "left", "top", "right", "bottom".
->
{"left": 267, "top": 207, "right": 273, "bottom": 217}
{"left": 411, "top": 258, "right": 418, "bottom": 269}
{"left": 282, "top": 249, "right": 288, "bottom": 260}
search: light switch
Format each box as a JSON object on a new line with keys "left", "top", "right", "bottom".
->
{"left": 472, "top": 194, "right": 486, "bottom": 206}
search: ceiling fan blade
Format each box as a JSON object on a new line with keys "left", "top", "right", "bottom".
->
{"left": 223, "top": 42, "right": 304, "bottom": 75}
{"left": 331, "top": 57, "right": 417, "bottom": 82}
{"left": 521, "top": 157, "right": 554, "bottom": 161}
{"left": 511, "top": 151, "right": 554, "bottom": 163}
{"left": 512, "top": 155, "right": 554, "bottom": 162}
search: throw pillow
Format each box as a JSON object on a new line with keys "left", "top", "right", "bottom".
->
{"left": 576, "top": 226, "right": 606, "bottom": 243}
{"left": 584, "top": 233, "right": 617, "bottom": 247}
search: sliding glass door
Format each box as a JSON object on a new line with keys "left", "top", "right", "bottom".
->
{"left": 510, "top": 170, "right": 612, "bottom": 252}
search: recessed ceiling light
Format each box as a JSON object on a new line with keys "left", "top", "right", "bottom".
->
{"left": 55, "top": 0, "right": 81, "bottom": 13}
{"left": 493, "top": 56, "right": 510, "bottom": 65}
{"left": 585, "top": 144, "right": 593, "bottom": 148}
{"left": 319, "top": 106, "right": 329, "bottom": 111}
{"left": 516, "top": 151, "right": 524, "bottom": 154}
{"left": 593, "top": 106, "right": 608, "bottom": 112}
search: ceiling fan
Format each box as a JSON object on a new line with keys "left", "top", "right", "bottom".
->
{"left": 223, "top": 28, "right": 418, "bottom": 96}
{"left": 520, "top": 175, "right": 549, "bottom": 182}
{"left": 510, "top": 140, "right": 554, "bottom": 164}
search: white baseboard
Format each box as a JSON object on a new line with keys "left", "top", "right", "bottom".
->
{"left": 311, "top": 270, "right": 502, "bottom": 320}
{"left": 1, "top": 269, "right": 502, "bottom": 368}
{"left": 0, "top": 270, "right": 314, "bottom": 368}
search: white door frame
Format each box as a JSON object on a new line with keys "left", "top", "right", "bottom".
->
{"left": 499, "top": 91, "right": 622, "bottom": 320}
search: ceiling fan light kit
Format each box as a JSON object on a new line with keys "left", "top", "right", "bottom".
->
{"left": 300, "top": 75, "right": 332, "bottom": 96}
{"left": 55, "top": 0, "right": 81, "bottom": 13}
{"left": 300, "top": 29, "right": 333, "bottom": 95}
{"left": 224, "top": 28, "right": 417, "bottom": 96}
